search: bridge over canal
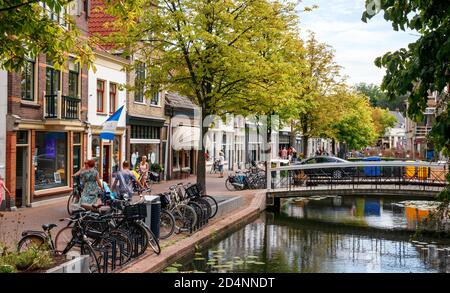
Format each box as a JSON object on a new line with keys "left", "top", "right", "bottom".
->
{"left": 266, "top": 161, "right": 448, "bottom": 210}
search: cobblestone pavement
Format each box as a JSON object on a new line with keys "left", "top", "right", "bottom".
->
{"left": 0, "top": 172, "right": 258, "bottom": 247}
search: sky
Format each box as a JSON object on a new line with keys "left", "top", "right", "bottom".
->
{"left": 297, "top": 0, "right": 419, "bottom": 86}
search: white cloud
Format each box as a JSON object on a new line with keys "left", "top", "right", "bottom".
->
{"left": 298, "top": 0, "right": 418, "bottom": 85}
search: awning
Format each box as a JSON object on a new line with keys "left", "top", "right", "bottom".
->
{"left": 172, "top": 126, "right": 200, "bottom": 150}
{"left": 127, "top": 114, "right": 166, "bottom": 127}
{"left": 130, "top": 138, "right": 161, "bottom": 144}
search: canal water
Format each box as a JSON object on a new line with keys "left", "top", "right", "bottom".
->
{"left": 174, "top": 196, "right": 450, "bottom": 273}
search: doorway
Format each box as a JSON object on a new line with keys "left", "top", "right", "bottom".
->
{"left": 102, "top": 144, "right": 111, "bottom": 183}
{"left": 15, "top": 146, "right": 29, "bottom": 207}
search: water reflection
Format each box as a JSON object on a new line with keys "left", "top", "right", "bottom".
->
{"left": 283, "top": 196, "right": 436, "bottom": 230}
{"left": 179, "top": 196, "right": 450, "bottom": 273}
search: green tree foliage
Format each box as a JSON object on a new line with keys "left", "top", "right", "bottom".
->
{"left": 288, "top": 33, "right": 344, "bottom": 156}
{"left": 371, "top": 107, "right": 397, "bottom": 139}
{"left": 333, "top": 91, "right": 377, "bottom": 150}
{"left": 105, "top": 0, "right": 303, "bottom": 190}
{"left": 0, "top": 0, "right": 93, "bottom": 70}
{"left": 354, "top": 82, "right": 406, "bottom": 112}
{"left": 362, "top": 0, "right": 450, "bottom": 156}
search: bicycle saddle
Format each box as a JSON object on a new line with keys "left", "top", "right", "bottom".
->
{"left": 42, "top": 223, "right": 57, "bottom": 231}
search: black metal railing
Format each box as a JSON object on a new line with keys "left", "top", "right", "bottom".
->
{"left": 268, "top": 161, "right": 449, "bottom": 192}
{"left": 44, "top": 95, "right": 80, "bottom": 119}
{"left": 62, "top": 95, "right": 80, "bottom": 119}
{"left": 44, "top": 94, "right": 58, "bottom": 118}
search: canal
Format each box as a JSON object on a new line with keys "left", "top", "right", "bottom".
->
{"left": 172, "top": 195, "right": 450, "bottom": 273}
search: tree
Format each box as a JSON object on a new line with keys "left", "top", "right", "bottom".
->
{"left": 354, "top": 82, "right": 406, "bottom": 112}
{"left": 371, "top": 107, "right": 397, "bottom": 141}
{"left": 0, "top": 0, "right": 93, "bottom": 70}
{"left": 105, "top": 0, "right": 302, "bottom": 191}
{"left": 333, "top": 91, "right": 377, "bottom": 150}
{"left": 362, "top": 0, "right": 449, "bottom": 155}
{"left": 288, "top": 33, "right": 344, "bottom": 157}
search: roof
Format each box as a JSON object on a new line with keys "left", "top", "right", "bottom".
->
{"left": 88, "top": 0, "right": 117, "bottom": 50}
{"left": 165, "top": 92, "right": 198, "bottom": 110}
{"left": 389, "top": 111, "right": 405, "bottom": 128}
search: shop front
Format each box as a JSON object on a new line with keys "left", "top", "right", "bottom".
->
{"left": 6, "top": 126, "right": 87, "bottom": 209}
{"left": 126, "top": 115, "right": 166, "bottom": 173}
{"left": 88, "top": 128, "right": 125, "bottom": 184}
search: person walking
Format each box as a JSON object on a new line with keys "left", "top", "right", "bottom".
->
{"left": 112, "top": 161, "right": 143, "bottom": 199}
{"left": 79, "top": 159, "right": 103, "bottom": 208}
{"left": 218, "top": 151, "right": 225, "bottom": 178}
{"left": 0, "top": 174, "right": 11, "bottom": 208}
{"left": 281, "top": 147, "right": 288, "bottom": 160}
{"left": 139, "top": 155, "right": 150, "bottom": 188}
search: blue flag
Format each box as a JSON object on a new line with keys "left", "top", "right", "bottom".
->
{"left": 99, "top": 105, "right": 124, "bottom": 140}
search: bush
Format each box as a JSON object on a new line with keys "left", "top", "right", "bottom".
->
{"left": 151, "top": 163, "right": 163, "bottom": 173}
{"left": 0, "top": 245, "right": 54, "bottom": 273}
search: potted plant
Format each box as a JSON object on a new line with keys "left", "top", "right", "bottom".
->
{"left": 150, "top": 163, "right": 163, "bottom": 182}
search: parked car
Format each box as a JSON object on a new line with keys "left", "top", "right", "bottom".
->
{"left": 293, "top": 156, "right": 356, "bottom": 179}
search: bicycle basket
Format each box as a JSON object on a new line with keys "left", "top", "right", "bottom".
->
{"left": 185, "top": 184, "right": 201, "bottom": 198}
{"left": 123, "top": 203, "right": 147, "bottom": 219}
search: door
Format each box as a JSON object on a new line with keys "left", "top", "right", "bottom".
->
{"left": 15, "top": 146, "right": 29, "bottom": 207}
{"left": 102, "top": 145, "right": 111, "bottom": 183}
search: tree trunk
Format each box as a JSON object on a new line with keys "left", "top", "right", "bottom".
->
{"left": 303, "top": 135, "right": 309, "bottom": 159}
{"left": 332, "top": 138, "right": 336, "bottom": 155}
{"left": 289, "top": 120, "right": 296, "bottom": 148}
{"left": 197, "top": 106, "right": 207, "bottom": 194}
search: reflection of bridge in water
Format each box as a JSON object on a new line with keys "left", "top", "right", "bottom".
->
{"left": 266, "top": 161, "right": 448, "bottom": 210}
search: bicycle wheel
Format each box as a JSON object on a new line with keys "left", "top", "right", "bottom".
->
{"left": 193, "top": 198, "right": 212, "bottom": 220}
{"left": 138, "top": 222, "right": 161, "bottom": 255}
{"left": 225, "top": 179, "right": 236, "bottom": 191}
{"left": 17, "top": 235, "right": 46, "bottom": 253}
{"left": 159, "top": 210, "right": 175, "bottom": 239}
{"left": 172, "top": 204, "right": 197, "bottom": 232}
{"left": 203, "top": 195, "right": 218, "bottom": 219}
{"left": 120, "top": 221, "right": 148, "bottom": 257}
{"left": 67, "top": 192, "right": 80, "bottom": 215}
{"left": 80, "top": 242, "right": 102, "bottom": 273}
{"left": 54, "top": 226, "right": 74, "bottom": 252}
{"left": 188, "top": 201, "right": 205, "bottom": 228}
{"left": 97, "top": 230, "right": 133, "bottom": 268}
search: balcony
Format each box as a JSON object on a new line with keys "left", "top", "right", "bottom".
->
{"left": 415, "top": 126, "right": 432, "bottom": 138}
{"left": 44, "top": 92, "right": 81, "bottom": 120}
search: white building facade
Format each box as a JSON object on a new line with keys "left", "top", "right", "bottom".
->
{"left": 87, "top": 51, "right": 127, "bottom": 184}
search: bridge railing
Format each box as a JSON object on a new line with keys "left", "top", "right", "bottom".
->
{"left": 267, "top": 161, "right": 449, "bottom": 192}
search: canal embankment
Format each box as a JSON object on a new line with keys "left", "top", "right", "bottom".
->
{"left": 119, "top": 190, "right": 266, "bottom": 273}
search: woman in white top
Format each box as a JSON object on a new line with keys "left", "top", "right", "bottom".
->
{"left": 218, "top": 151, "right": 225, "bottom": 178}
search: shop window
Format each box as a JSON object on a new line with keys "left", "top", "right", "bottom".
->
{"left": 109, "top": 82, "right": 117, "bottom": 114}
{"left": 73, "top": 133, "right": 82, "bottom": 174}
{"left": 20, "top": 59, "right": 35, "bottom": 101}
{"left": 112, "top": 136, "right": 121, "bottom": 173}
{"left": 17, "top": 131, "right": 28, "bottom": 145}
{"left": 91, "top": 135, "right": 100, "bottom": 168}
{"left": 35, "top": 132, "right": 67, "bottom": 190}
{"left": 97, "top": 80, "right": 105, "bottom": 113}
{"left": 131, "top": 143, "right": 159, "bottom": 169}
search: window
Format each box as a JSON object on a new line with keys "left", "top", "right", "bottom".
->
{"left": 134, "top": 62, "right": 145, "bottom": 103}
{"left": 35, "top": 132, "right": 67, "bottom": 190}
{"left": 21, "top": 59, "right": 35, "bottom": 101}
{"left": 91, "top": 136, "right": 100, "bottom": 168}
{"left": 17, "top": 131, "right": 28, "bottom": 145}
{"left": 39, "top": 1, "right": 67, "bottom": 27}
{"left": 97, "top": 80, "right": 105, "bottom": 113}
{"left": 73, "top": 133, "right": 82, "bottom": 174}
{"left": 46, "top": 58, "right": 60, "bottom": 96}
{"left": 68, "top": 59, "right": 79, "bottom": 98}
{"left": 130, "top": 125, "right": 160, "bottom": 139}
{"left": 150, "top": 91, "right": 159, "bottom": 105}
{"left": 109, "top": 82, "right": 117, "bottom": 113}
